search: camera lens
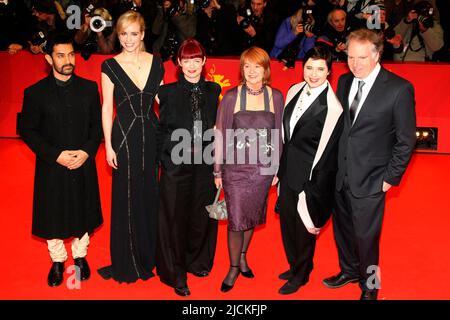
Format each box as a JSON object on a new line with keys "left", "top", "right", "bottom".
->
{"left": 90, "top": 16, "right": 107, "bottom": 32}
{"left": 200, "top": 0, "right": 211, "bottom": 9}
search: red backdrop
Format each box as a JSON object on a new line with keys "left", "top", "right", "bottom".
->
{"left": 1, "top": 51, "right": 449, "bottom": 152}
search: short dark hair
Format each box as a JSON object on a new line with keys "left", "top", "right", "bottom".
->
{"left": 33, "top": 0, "right": 57, "bottom": 15}
{"left": 303, "top": 46, "right": 333, "bottom": 71}
{"left": 44, "top": 33, "right": 74, "bottom": 56}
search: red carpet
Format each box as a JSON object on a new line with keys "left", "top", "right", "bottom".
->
{"left": 1, "top": 138, "right": 449, "bottom": 300}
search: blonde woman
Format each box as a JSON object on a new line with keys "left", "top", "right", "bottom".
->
{"left": 98, "top": 11, "right": 164, "bottom": 283}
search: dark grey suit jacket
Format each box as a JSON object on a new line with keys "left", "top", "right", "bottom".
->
{"left": 336, "top": 67, "right": 417, "bottom": 198}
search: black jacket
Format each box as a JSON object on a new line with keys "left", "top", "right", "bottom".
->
{"left": 19, "top": 74, "right": 103, "bottom": 239}
{"left": 157, "top": 76, "right": 221, "bottom": 170}
{"left": 336, "top": 67, "right": 416, "bottom": 197}
{"left": 278, "top": 86, "right": 343, "bottom": 227}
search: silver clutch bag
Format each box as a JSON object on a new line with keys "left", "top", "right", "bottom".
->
{"left": 205, "top": 186, "right": 227, "bottom": 220}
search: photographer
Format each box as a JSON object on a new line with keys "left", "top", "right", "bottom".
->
{"left": 317, "top": 8, "right": 351, "bottom": 61}
{"left": 236, "top": 0, "right": 279, "bottom": 53}
{"left": 385, "top": 0, "right": 414, "bottom": 27}
{"left": 0, "top": 0, "right": 34, "bottom": 54}
{"left": 28, "top": 0, "right": 70, "bottom": 54}
{"left": 196, "top": 0, "right": 239, "bottom": 55}
{"left": 74, "top": 6, "right": 116, "bottom": 59}
{"left": 152, "top": 0, "right": 197, "bottom": 62}
{"left": 393, "top": 0, "right": 444, "bottom": 61}
{"left": 374, "top": 6, "right": 404, "bottom": 60}
{"left": 270, "top": 7, "right": 316, "bottom": 68}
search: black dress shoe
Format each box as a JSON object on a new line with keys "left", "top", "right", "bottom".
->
{"left": 74, "top": 257, "right": 91, "bottom": 281}
{"left": 47, "top": 262, "right": 65, "bottom": 287}
{"left": 360, "top": 290, "right": 378, "bottom": 300}
{"left": 174, "top": 286, "right": 191, "bottom": 297}
{"left": 240, "top": 268, "right": 255, "bottom": 278}
{"left": 220, "top": 281, "right": 234, "bottom": 293}
{"left": 221, "top": 265, "right": 240, "bottom": 293}
{"left": 278, "top": 281, "right": 301, "bottom": 295}
{"left": 322, "top": 272, "right": 359, "bottom": 289}
{"left": 278, "top": 269, "right": 293, "bottom": 280}
{"left": 192, "top": 270, "right": 209, "bottom": 277}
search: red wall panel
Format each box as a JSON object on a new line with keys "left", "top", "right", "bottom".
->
{"left": 1, "top": 51, "right": 449, "bottom": 152}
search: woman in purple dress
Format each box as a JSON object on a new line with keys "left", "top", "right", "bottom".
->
{"left": 214, "top": 47, "right": 284, "bottom": 292}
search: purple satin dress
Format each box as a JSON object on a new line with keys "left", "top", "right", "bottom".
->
{"left": 222, "top": 87, "right": 275, "bottom": 231}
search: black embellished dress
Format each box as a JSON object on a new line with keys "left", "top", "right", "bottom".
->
{"left": 156, "top": 75, "right": 221, "bottom": 289}
{"left": 99, "top": 56, "right": 164, "bottom": 283}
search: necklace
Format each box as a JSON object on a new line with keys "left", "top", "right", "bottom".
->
{"left": 136, "top": 53, "right": 141, "bottom": 70}
{"left": 246, "top": 84, "right": 264, "bottom": 96}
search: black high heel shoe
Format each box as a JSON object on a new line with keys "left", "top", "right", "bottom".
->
{"left": 240, "top": 252, "right": 255, "bottom": 278}
{"left": 220, "top": 265, "right": 240, "bottom": 293}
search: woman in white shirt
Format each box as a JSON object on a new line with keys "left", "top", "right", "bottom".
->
{"left": 276, "top": 46, "right": 344, "bottom": 295}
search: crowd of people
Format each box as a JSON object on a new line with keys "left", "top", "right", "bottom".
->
{"left": 1, "top": 0, "right": 449, "bottom": 63}
{"left": 18, "top": 0, "right": 419, "bottom": 299}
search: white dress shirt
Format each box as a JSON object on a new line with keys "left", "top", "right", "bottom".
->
{"left": 289, "top": 81, "right": 328, "bottom": 139}
{"left": 348, "top": 63, "right": 381, "bottom": 124}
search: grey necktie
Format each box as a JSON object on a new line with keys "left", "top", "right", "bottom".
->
{"left": 349, "top": 80, "right": 365, "bottom": 124}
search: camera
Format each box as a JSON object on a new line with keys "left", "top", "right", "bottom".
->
{"left": 86, "top": 7, "right": 113, "bottom": 33}
{"left": 412, "top": 1, "right": 434, "bottom": 29}
{"left": 81, "top": 6, "right": 113, "bottom": 60}
{"left": 238, "top": 6, "right": 260, "bottom": 29}
{"left": 198, "top": 0, "right": 212, "bottom": 10}
{"left": 277, "top": 7, "right": 317, "bottom": 69}
{"left": 159, "top": 32, "right": 180, "bottom": 64}
{"left": 302, "top": 7, "right": 316, "bottom": 35}
{"left": 163, "top": 0, "right": 182, "bottom": 20}
{"left": 30, "top": 30, "right": 47, "bottom": 47}
{"left": 121, "top": 0, "right": 139, "bottom": 11}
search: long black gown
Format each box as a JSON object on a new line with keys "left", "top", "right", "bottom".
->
{"left": 99, "top": 56, "right": 164, "bottom": 283}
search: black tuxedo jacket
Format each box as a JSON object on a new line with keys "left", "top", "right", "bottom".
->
{"left": 336, "top": 67, "right": 416, "bottom": 197}
{"left": 278, "top": 85, "right": 343, "bottom": 227}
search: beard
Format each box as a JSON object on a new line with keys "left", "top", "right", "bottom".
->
{"left": 54, "top": 63, "right": 75, "bottom": 76}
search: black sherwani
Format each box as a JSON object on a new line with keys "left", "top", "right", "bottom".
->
{"left": 19, "top": 74, "right": 103, "bottom": 239}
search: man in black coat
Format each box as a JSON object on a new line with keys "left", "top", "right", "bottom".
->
{"left": 19, "top": 33, "right": 103, "bottom": 287}
{"left": 322, "top": 29, "right": 416, "bottom": 300}
{"left": 236, "top": 0, "right": 279, "bottom": 54}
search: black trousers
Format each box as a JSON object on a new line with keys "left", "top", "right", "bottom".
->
{"left": 333, "top": 179, "right": 385, "bottom": 291}
{"left": 156, "top": 163, "right": 218, "bottom": 288}
{"left": 279, "top": 180, "right": 316, "bottom": 287}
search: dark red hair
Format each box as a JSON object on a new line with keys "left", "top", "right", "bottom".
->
{"left": 177, "top": 38, "right": 206, "bottom": 61}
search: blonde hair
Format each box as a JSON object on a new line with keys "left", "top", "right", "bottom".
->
{"left": 116, "top": 10, "right": 146, "bottom": 51}
{"left": 347, "top": 28, "right": 384, "bottom": 58}
{"left": 290, "top": 8, "right": 303, "bottom": 30}
{"left": 93, "top": 8, "right": 112, "bottom": 22}
{"left": 239, "top": 47, "right": 271, "bottom": 85}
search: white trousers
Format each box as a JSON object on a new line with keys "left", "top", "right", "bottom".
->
{"left": 46, "top": 233, "right": 89, "bottom": 262}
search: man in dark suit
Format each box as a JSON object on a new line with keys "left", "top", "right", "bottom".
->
{"left": 19, "top": 33, "right": 103, "bottom": 287}
{"left": 322, "top": 29, "right": 416, "bottom": 300}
